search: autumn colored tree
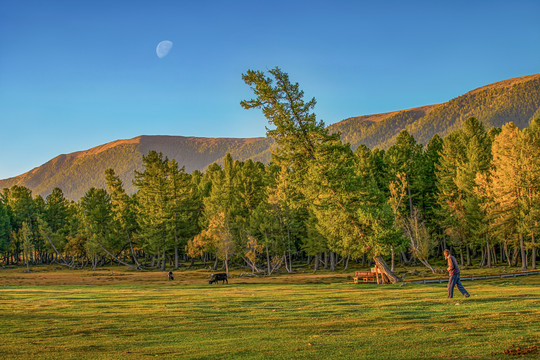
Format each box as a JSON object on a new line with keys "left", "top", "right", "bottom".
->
{"left": 188, "top": 212, "right": 235, "bottom": 276}
{"left": 480, "top": 121, "right": 540, "bottom": 269}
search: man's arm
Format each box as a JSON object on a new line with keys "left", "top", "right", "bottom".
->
{"left": 447, "top": 256, "right": 454, "bottom": 272}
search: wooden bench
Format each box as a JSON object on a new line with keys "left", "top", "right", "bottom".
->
{"left": 354, "top": 271, "right": 376, "bottom": 283}
{"left": 353, "top": 266, "right": 390, "bottom": 284}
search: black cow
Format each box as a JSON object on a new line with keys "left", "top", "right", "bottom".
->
{"left": 209, "top": 273, "right": 228, "bottom": 284}
{"left": 168, "top": 271, "right": 174, "bottom": 280}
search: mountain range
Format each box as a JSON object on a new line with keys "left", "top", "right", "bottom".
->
{"left": 1, "top": 73, "right": 539, "bottom": 200}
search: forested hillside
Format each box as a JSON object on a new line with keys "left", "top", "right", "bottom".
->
{"left": 1, "top": 73, "right": 538, "bottom": 200}
{"left": 328, "top": 73, "right": 540, "bottom": 149}
{"left": 0, "top": 136, "right": 271, "bottom": 200}
{"left": 1, "top": 68, "right": 538, "bottom": 280}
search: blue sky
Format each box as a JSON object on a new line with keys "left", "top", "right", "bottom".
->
{"left": 1, "top": 0, "right": 539, "bottom": 179}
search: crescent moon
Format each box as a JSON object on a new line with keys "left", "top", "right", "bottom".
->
{"left": 156, "top": 40, "right": 173, "bottom": 58}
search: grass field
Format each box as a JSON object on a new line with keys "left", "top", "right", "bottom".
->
{"left": 0, "top": 266, "right": 538, "bottom": 359}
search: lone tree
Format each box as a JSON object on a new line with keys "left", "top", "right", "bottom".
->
{"left": 241, "top": 67, "right": 401, "bottom": 283}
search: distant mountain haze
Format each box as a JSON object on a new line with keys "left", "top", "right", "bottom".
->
{"left": 1, "top": 74, "right": 539, "bottom": 200}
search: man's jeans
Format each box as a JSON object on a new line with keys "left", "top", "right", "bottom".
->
{"left": 448, "top": 273, "right": 469, "bottom": 298}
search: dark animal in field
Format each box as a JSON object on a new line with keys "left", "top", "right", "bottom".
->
{"left": 168, "top": 271, "right": 174, "bottom": 280}
{"left": 209, "top": 273, "right": 228, "bottom": 284}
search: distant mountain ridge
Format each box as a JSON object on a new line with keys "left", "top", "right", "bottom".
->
{"left": 1, "top": 73, "right": 539, "bottom": 200}
{"left": 328, "top": 74, "right": 540, "bottom": 149}
{"left": 0, "top": 136, "right": 273, "bottom": 200}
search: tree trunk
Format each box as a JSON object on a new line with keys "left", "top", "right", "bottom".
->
{"left": 174, "top": 245, "right": 179, "bottom": 270}
{"left": 329, "top": 251, "right": 336, "bottom": 271}
{"left": 407, "top": 182, "right": 414, "bottom": 218}
{"left": 418, "top": 258, "right": 439, "bottom": 274}
{"left": 266, "top": 244, "right": 271, "bottom": 275}
{"left": 486, "top": 242, "right": 492, "bottom": 267}
{"left": 466, "top": 246, "right": 471, "bottom": 266}
{"left": 511, "top": 247, "right": 518, "bottom": 267}
{"left": 161, "top": 246, "right": 166, "bottom": 271}
{"left": 442, "top": 237, "right": 447, "bottom": 253}
{"left": 283, "top": 253, "right": 291, "bottom": 273}
{"left": 519, "top": 233, "right": 527, "bottom": 270}
{"left": 43, "top": 233, "right": 75, "bottom": 269}
{"left": 401, "top": 251, "right": 410, "bottom": 264}
{"left": 314, "top": 254, "right": 319, "bottom": 272}
{"left": 98, "top": 243, "right": 138, "bottom": 269}
{"left": 504, "top": 239, "right": 512, "bottom": 267}
{"left": 225, "top": 253, "right": 229, "bottom": 277}
{"left": 390, "top": 247, "right": 395, "bottom": 272}
{"left": 373, "top": 255, "right": 401, "bottom": 283}
{"left": 532, "top": 232, "right": 537, "bottom": 270}
{"left": 287, "top": 226, "right": 293, "bottom": 273}
{"left": 344, "top": 255, "right": 350, "bottom": 271}
{"left": 127, "top": 233, "right": 141, "bottom": 270}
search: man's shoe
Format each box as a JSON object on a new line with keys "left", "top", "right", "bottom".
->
{"left": 464, "top": 294, "right": 470, "bottom": 298}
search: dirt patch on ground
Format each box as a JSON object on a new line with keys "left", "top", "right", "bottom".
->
{"left": 0, "top": 266, "right": 354, "bottom": 286}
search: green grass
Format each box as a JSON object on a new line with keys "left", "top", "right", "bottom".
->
{"left": 0, "top": 271, "right": 538, "bottom": 359}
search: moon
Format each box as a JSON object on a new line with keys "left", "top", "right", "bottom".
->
{"left": 156, "top": 40, "right": 173, "bottom": 58}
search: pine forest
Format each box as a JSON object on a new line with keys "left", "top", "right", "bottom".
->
{"left": 1, "top": 69, "right": 539, "bottom": 282}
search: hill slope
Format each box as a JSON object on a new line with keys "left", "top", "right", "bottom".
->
{"left": 1, "top": 73, "right": 539, "bottom": 200}
{"left": 0, "top": 136, "right": 272, "bottom": 200}
{"left": 328, "top": 73, "right": 540, "bottom": 149}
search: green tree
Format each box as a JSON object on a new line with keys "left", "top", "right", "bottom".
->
{"left": 249, "top": 201, "right": 282, "bottom": 275}
{"left": 242, "top": 67, "right": 400, "bottom": 282}
{"left": 384, "top": 130, "right": 423, "bottom": 217}
{"left": 5, "top": 186, "right": 37, "bottom": 230}
{"left": 0, "top": 197, "right": 12, "bottom": 263}
{"left": 166, "top": 159, "right": 200, "bottom": 269}
{"left": 105, "top": 168, "right": 141, "bottom": 269}
{"left": 133, "top": 151, "right": 172, "bottom": 270}
{"left": 4, "top": 186, "right": 38, "bottom": 264}
{"left": 39, "top": 188, "right": 71, "bottom": 261}
{"left": 265, "top": 165, "right": 305, "bottom": 272}
{"left": 80, "top": 187, "right": 113, "bottom": 265}
{"left": 44, "top": 188, "right": 69, "bottom": 233}
{"left": 389, "top": 173, "right": 438, "bottom": 273}
{"left": 17, "top": 222, "right": 33, "bottom": 272}
{"left": 437, "top": 118, "right": 491, "bottom": 266}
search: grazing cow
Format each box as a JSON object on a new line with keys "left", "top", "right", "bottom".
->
{"left": 209, "top": 273, "right": 228, "bottom": 284}
{"left": 168, "top": 271, "right": 174, "bottom": 281}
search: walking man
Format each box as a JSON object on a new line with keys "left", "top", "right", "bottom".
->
{"left": 444, "top": 249, "right": 470, "bottom": 298}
